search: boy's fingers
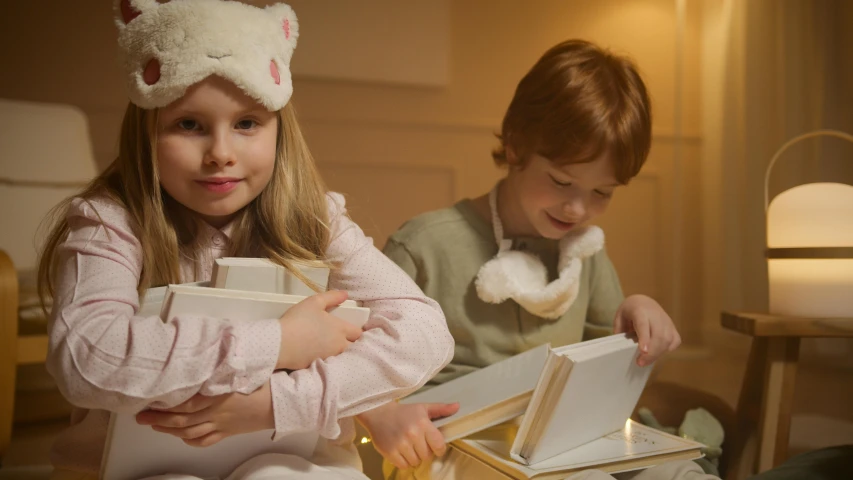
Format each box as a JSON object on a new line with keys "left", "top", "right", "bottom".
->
{"left": 670, "top": 332, "right": 682, "bottom": 351}
{"left": 613, "top": 310, "right": 625, "bottom": 334}
{"left": 638, "top": 351, "right": 660, "bottom": 367}
{"left": 632, "top": 314, "right": 651, "bottom": 354}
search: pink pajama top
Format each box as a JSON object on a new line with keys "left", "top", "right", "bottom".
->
{"left": 46, "top": 192, "right": 454, "bottom": 474}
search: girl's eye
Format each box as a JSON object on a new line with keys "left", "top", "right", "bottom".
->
{"left": 236, "top": 119, "right": 257, "bottom": 130}
{"left": 177, "top": 119, "right": 199, "bottom": 131}
{"left": 595, "top": 190, "right": 613, "bottom": 199}
{"left": 549, "top": 175, "right": 571, "bottom": 187}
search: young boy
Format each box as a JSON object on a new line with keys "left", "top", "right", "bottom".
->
{"left": 356, "top": 40, "right": 708, "bottom": 479}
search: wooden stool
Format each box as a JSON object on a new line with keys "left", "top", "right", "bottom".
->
{"left": 721, "top": 312, "right": 853, "bottom": 479}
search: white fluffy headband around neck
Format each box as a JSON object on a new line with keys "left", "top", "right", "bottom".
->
{"left": 114, "top": 0, "right": 299, "bottom": 111}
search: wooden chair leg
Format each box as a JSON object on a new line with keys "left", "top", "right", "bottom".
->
{"left": 726, "top": 337, "right": 768, "bottom": 480}
{"left": 0, "top": 250, "right": 19, "bottom": 460}
{"left": 757, "top": 337, "right": 799, "bottom": 471}
{"left": 726, "top": 336, "right": 801, "bottom": 480}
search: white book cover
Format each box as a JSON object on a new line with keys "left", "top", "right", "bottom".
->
{"left": 161, "top": 285, "right": 369, "bottom": 328}
{"left": 105, "top": 281, "right": 369, "bottom": 479}
{"left": 510, "top": 334, "right": 652, "bottom": 465}
{"left": 453, "top": 419, "right": 704, "bottom": 479}
{"left": 137, "top": 281, "right": 209, "bottom": 318}
{"left": 101, "top": 409, "right": 318, "bottom": 480}
{"left": 214, "top": 257, "right": 330, "bottom": 297}
{"left": 401, "top": 344, "right": 551, "bottom": 441}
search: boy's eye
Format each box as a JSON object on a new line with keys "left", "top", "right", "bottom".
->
{"left": 236, "top": 119, "right": 257, "bottom": 130}
{"left": 177, "top": 119, "right": 199, "bottom": 131}
{"left": 549, "top": 174, "right": 571, "bottom": 187}
{"left": 594, "top": 190, "right": 613, "bottom": 199}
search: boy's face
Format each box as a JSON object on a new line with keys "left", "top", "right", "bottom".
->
{"left": 156, "top": 75, "right": 278, "bottom": 229}
{"left": 506, "top": 153, "right": 620, "bottom": 240}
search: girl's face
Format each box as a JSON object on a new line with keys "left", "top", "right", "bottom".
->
{"left": 156, "top": 76, "right": 278, "bottom": 228}
{"left": 505, "top": 153, "right": 620, "bottom": 240}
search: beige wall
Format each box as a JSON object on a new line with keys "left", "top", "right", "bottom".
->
{"left": 0, "top": 1, "right": 705, "bottom": 342}
{"left": 699, "top": 0, "right": 853, "bottom": 367}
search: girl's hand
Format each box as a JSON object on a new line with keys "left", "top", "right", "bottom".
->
{"left": 277, "top": 290, "right": 363, "bottom": 370}
{"left": 357, "top": 401, "right": 460, "bottom": 469}
{"left": 613, "top": 294, "right": 681, "bottom": 366}
{"left": 136, "top": 381, "right": 274, "bottom": 447}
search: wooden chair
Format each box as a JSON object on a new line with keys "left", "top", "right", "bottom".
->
{"left": 0, "top": 98, "right": 98, "bottom": 461}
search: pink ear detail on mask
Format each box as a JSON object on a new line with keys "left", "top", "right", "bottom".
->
{"left": 283, "top": 19, "right": 290, "bottom": 39}
{"left": 120, "top": 0, "right": 141, "bottom": 24}
{"left": 270, "top": 61, "right": 281, "bottom": 85}
{"left": 143, "top": 59, "right": 161, "bottom": 85}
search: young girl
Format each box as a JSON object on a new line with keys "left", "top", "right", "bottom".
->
{"left": 357, "top": 40, "right": 715, "bottom": 480}
{"left": 38, "top": 1, "right": 453, "bottom": 479}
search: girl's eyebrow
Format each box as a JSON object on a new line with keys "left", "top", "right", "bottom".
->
{"left": 161, "top": 105, "right": 269, "bottom": 119}
{"left": 159, "top": 106, "right": 198, "bottom": 118}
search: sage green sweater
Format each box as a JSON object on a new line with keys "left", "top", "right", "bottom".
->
{"left": 383, "top": 199, "right": 624, "bottom": 387}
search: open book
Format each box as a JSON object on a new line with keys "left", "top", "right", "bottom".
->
{"left": 402, "top": 334, "right": 664, "bottom": 472}
{"left": 400, "top": 344, "right": 550, "bottom": 442}
{"left": 452, "top": 419, "right": 704, "bottom": 479}
{"left": 510, "top": 334, "right": 652, "bottom": 465}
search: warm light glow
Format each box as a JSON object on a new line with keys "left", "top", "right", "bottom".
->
{"left": 360, "top": 437, "right": 371, "bottom": 444}
{"left": 768, "top": 260, "right": 853, "bottom": 317}
{"left": 767, "top": 183, "right": 853, "bottom": 248}
{"left": 767, "top": 182, "right": 853, "bottom": 317}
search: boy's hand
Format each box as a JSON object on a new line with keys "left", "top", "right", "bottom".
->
{"left": 613, "top": 294, "right": 681, "bottom": 366}
{"left": 135, "top": 381, "right": 274, "bottom": 447}
{"left": 357, "top": 400, "right": 460, "bottom": 469}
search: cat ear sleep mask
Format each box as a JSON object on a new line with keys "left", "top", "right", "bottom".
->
{"left": 115, "top": 0, "right": 299, "bottom": 111}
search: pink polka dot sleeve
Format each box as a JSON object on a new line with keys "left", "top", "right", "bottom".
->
{"left": 45, "top": 198, "right": 280, "bottom": 413}
{"left": 268, "top": 193, "right": 454, "bottom": 440}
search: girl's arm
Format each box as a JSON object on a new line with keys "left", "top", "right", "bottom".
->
{"left": 46, "top": 197, "right": 280, "bottom": 412}
{"left": 267, "top": 193, "right": 455, "bottom": 440}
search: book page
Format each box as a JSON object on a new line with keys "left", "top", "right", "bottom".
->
{"left": 401, "top": 344, "right": 550, "bottom": 438}
{"left": 457, "top": 420, "right": 702, "bottom": 476}
{"left": 518, "top": 338, "right": 652, "bottom": 464}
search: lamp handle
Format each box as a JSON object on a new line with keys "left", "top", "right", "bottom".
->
{"left": 764, "top": 129, "right": 853, "bottom": 212}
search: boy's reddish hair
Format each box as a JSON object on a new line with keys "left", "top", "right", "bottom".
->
{"left": 493, "top": 39, "right": 652, "bottom": 184}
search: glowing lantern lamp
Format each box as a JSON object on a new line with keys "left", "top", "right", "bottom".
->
{"left": 765, "top": 130, "right": 853, "bottom": 318}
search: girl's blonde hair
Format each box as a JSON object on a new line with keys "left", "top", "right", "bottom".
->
{"left": 38, "top": 101, "right": 330, "bottom": 308}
